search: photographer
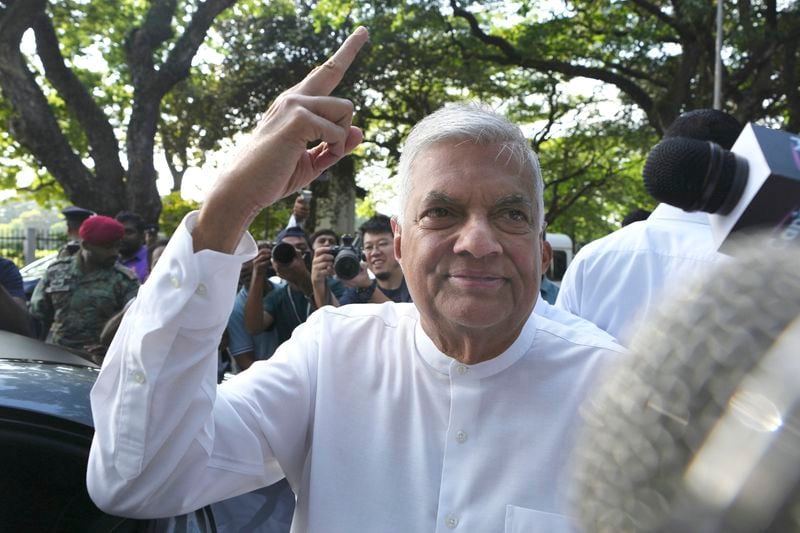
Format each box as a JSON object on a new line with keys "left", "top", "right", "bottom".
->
{"left": 335, "top": 214, "right": 411, "bottom": 305}
{"left": 226, "top": 242, "right": 281, "bottom": 371}
{"left": 245, "top": 227, "right": 344, "bottom": 346}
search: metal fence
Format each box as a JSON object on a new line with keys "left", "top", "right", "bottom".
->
{"left": 0, "top": 228, "right": 67, "bottom": 267}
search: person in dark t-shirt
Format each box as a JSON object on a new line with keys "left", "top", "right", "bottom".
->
{"left": 314, "top": 214, "right": 412, "bottom": 306}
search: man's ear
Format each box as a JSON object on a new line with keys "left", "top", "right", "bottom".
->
{"left": 541, "top": 238, "right": 553, "bottom": 273}
{"left": 391, "top": 217, "right": 402, "bottom": 263}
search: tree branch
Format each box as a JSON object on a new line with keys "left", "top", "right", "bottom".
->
{"left": 0, "top": 0, "right": 103, "bottom": 209}
{"left": 156, "top": 0, "right": 237, "bottom": 96}
{"left": 0, "top": 0, "right": 43, "bottom": 47}
{"left": 449, "top": 1, "right": 656, "bottom": 122}
{"left": 630, "top": 0, "right": 688, "bottom": 37}
{"left": 31, "top": 11, "right": 126, "bottom": 199}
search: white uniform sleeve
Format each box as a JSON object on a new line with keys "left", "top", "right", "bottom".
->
{"left": 87, "top": 212, "right": 315, "bottom": 518}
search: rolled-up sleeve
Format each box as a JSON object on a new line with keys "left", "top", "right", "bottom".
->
{"left": 87, "top": 212, "right": 314, "bottom": 518}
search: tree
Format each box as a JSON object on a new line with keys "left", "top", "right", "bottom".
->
{"left": 448, "top": 0, "right": 800, "bottom": 132}
{"left": 0, "top": 0, "right": 237, "bottom": 222}
{"left": 208, "top": 0, "right": 517, "bottom": 233}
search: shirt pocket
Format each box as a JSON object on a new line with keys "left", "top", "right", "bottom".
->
{"left": 504, "top": 505, "right": 576, "bottom": 533}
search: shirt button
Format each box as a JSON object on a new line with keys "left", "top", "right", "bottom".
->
{"left": 446, "top": 515, "right": 459, "bottom": 529}
{"left": 456, "top": 430, "right": 467, "bottom": 443}
{"left": 170, "top": 275, "right": 181, "bottom": 288}
{"left": 456, "top": 365, "right": 468, "bottom": 375}
{"left": 196, "top": 283, "right": 207, "bottom": 296}
{"left": 133, "top": 371, "right": 146, "bottom": 384}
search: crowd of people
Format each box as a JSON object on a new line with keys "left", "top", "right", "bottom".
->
{"left": 0, "top": 26, "right": 748, "bottom": 532}
{"left": 1, "top": 194, "right": 425, "bottom": 368}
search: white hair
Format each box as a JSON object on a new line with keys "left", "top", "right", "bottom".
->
{"left": 395, "top": 102, "right": 545, "bottom": 231}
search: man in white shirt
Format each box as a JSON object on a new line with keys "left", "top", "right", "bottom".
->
{"left": 556, "top": 109, "right": 743, "bottom": 344}
{"left": 87, "top": 28, "right": 623, "bottom": 532}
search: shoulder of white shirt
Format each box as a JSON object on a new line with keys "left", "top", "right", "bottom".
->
{"left": 534, "top": 299, "right": 626, "bottom": 355}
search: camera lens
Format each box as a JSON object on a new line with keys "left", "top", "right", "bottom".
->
{"left": 334, "top": 251, "right": 361, "bottom": 280}
{"left": 272, "top": 242, "right": 296, "bottom": 265}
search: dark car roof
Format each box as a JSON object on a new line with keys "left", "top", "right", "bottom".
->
{"left": 0, "top": 331, "right": 99, "bottom": 427}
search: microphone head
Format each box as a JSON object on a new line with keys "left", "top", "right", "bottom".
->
{"left": 570, "top": 239, "right": 800, "bottom": 532}
{"left": 643, "top": 137, "right": 741, "bottom": 214}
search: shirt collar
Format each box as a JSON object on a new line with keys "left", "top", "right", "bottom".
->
{"left": 414, "top": 310, "right": 538, "bottom": 378}
{"left": 650, "top": 203, "right": 710, "bottom": 225}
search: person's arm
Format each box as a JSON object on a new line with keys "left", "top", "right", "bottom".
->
{"left": 192, "top": 29, "right": 367, "bottom": 256}
{"left": 244, "top": 250, "right": 276, "bottom": 334}
{"left": 0, "top": 285, "right": 32, "bottom": 336}
{"left": 87, "top": 28, "right": 369, "bottom": 518}
{"left": 311, "top": 246, "right": 339, "bottom": 308}
{"left": 287, "top": 194, "right": 310, "bottom": 228}
{"left": 87, "top": 216, "right": 317, "bottom": 516}
{"left": 226, "top": 289, "right": 257, "bottom": 371}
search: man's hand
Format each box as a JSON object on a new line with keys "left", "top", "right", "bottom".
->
{"left": 293, "top": 195, "right": 311, "bottom": 224}
{"left": 311, "top": 246, "right": 334, "bottom": 284}
{"left": 341, "top": 261, "right": 373, "bottom": 289}
{"left": 250, "top": 249, "right": 272, "bottom": 282}
{"left": 310, "top": 246, "right": 340, "bottom": 308}
{"left": 195, "top": 27, "right": 369, "bottom": 253}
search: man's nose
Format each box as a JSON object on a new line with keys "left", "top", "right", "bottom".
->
{"left": 453, "top": 216, "right": 502, "bottom": 258}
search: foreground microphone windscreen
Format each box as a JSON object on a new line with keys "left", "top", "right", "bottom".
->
{"left": 643, "top": 137, "right": 747, "bottom": 214}
{"left": 569, "top": 239, "right": 800, "bottom": 532}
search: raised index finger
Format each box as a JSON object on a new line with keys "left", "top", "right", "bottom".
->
{"left": 293, "top": 26, "right": 368, "bottom": 96}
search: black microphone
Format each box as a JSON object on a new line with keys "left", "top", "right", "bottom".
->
{"left": 569, "top": 240, "right": 800, "bottom": 532}
{"left": 642, "top": 124, "right": 800, "bottom": 253}
{"left": 643, "top": 137, "right": 747, "bottom": 215}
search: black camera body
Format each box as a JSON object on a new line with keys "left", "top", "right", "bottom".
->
{"left": 272, "top": 241, "right": 312, "bottom": 271}
{"left": 331, "top": 235, "right": 362, "bottom": 280}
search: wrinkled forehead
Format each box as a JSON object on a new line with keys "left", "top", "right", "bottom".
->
{"left": 407, "top": 141, "right": 536, "bottom": 203}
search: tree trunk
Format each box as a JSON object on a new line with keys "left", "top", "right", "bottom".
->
{"left": 0, "top": 0, "right": 124, "bottom": 215}
{"left": 313, "top": 157, "right": 357, "bottom": 236}
{"left": 0, "top": 0, "right": 236, "bottom": 223}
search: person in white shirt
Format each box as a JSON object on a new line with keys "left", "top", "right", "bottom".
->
{"left": 555, "top": 109, "right": 743, "bottom": 344}
{"left": 87, "top": 28, "right": 623, "bottom": 532}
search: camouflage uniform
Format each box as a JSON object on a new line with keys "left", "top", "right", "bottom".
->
{"left": 30, "top": 254, "right": 139, "bottom": 350}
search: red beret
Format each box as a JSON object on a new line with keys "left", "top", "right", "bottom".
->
{"left": 79, "top": 215, "right": 125, "bottom": 246}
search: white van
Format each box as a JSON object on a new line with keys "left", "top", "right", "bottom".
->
{"left": 545, "top": 233, "right": 573, "bottom": 286}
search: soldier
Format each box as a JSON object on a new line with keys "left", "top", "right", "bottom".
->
{"left": 30, "top": 215, "right": 139, "bottom": 355}
{"left": 58, "top": 205, "right": 95, "bottom": 258}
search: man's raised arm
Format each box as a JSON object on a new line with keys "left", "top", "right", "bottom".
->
{"left": 87, "top": 28, "right": 368, "bottom": 518}
{"left": 193, "top": 27, "right": 368, "bottom": 255}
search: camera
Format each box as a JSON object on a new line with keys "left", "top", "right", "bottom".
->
{"left": 272, "top": 242, "right": 312, "bottom": 271}
{"left": 331, "top": 234, "right": 362, "bottom": 280}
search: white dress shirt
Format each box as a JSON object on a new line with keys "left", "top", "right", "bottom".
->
{"left": 534, "top": 298, "right": 619, "bottom": 344}
{"left": 555, "top": 204, "right": 723, "bottom": 344}
{"left": 88, "top": 212, "right": 624, "bottom": 532}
